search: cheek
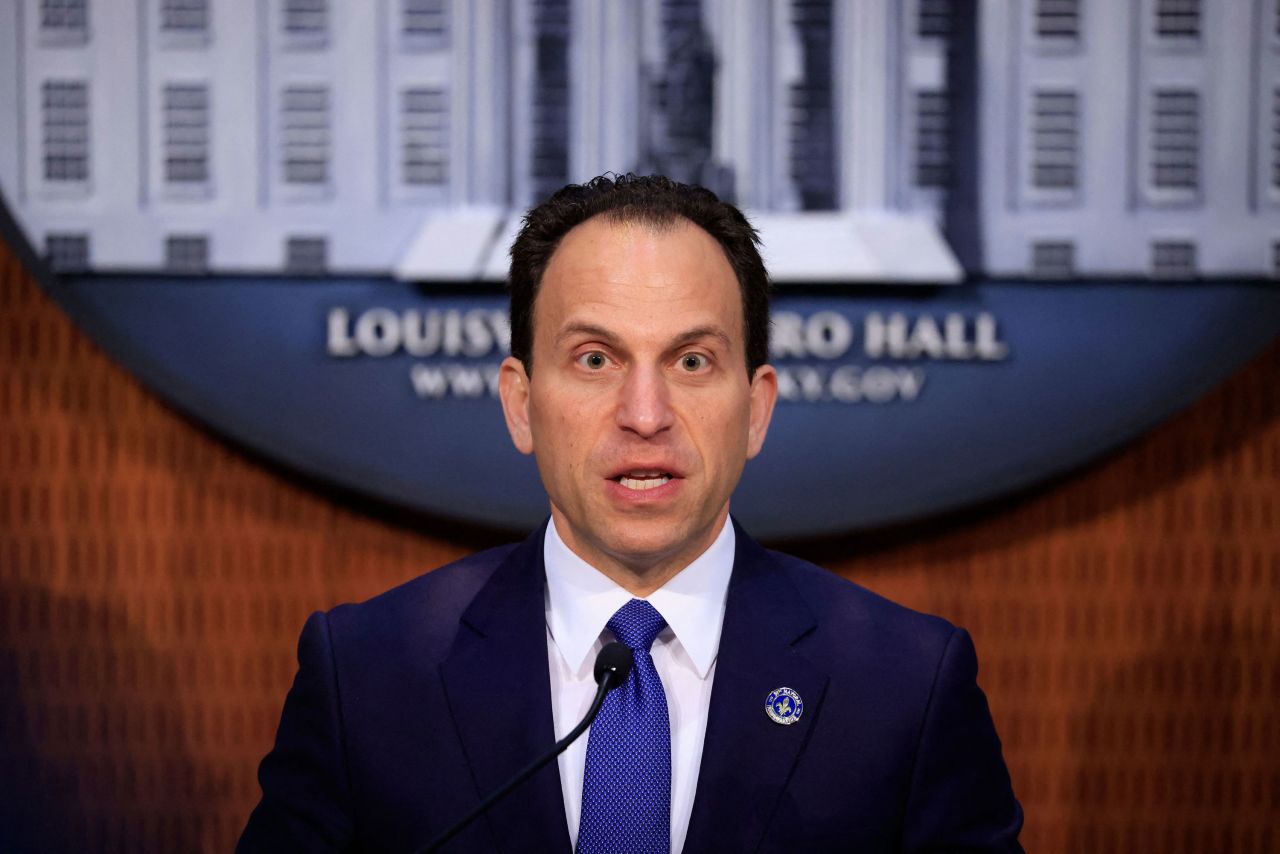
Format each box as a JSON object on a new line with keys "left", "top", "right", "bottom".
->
{"left": 679, "top": 394, "right": 745, "bottom": 471}
{"left": 692, "top": 389, "right": 752, "bottom": 431}
{"left": 532, "top": 392, "right": 597, "bottom": 466}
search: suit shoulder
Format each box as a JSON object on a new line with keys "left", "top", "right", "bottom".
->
{"left": 766, "top": 548, "right": 958, "bottom": 657}
{"left": 320, "top": 541, "right": 521, "bottom": 655}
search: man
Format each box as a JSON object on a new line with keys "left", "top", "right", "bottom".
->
{"left": 239, "top": 175, "right": 1023, "bottom": 852}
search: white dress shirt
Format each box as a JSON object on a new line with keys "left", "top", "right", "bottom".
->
{"left": 544, "top": 516, "right": 735, "bottom": 854}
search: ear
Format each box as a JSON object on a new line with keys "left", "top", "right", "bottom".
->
{"left": 498, "top": 356, "right": 535, "bottom": 455}
{"left": 746, "top": 363, "right": 778, "bottom": 460}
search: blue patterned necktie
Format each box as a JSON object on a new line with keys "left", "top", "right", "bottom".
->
{"left": 577, "top": 599, "right": 671, "bottom": 854}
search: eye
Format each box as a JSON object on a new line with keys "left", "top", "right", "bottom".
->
{"left": 577, "top": 351, "right": 609, "bottom": 370}
{"left": 679, "top": 353, "right": 708, "bottom": 372}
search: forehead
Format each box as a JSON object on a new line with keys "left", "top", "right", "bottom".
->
{"left": 534, "top": 216, "right": 744, "bottom": 344}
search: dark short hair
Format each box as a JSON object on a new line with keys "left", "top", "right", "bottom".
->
{"left": 508, "top": 174, "right": 771, "bottom": 377}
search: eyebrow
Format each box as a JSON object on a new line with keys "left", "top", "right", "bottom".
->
{"left": 668, "top": 325, "right": 733, "bottom": 352}
{"left": 554, "top": 322, "right": 733, "bottom": 353}
{"left": 554, "top": 322, "right": 620, "bottom": 348}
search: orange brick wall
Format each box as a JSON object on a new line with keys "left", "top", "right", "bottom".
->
{"left": 1, "top": 236, "right": 1276, "bottom": 852}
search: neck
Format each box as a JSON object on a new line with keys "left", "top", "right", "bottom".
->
{"left": 550, "top": 510, "right": 729, "bottom": 597}
{"left": 599, "top": 564, "right": 684, "bottom": 598}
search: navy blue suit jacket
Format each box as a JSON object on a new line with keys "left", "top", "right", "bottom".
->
{"left": 239, "top": 523, "right": 1023, "bottom": 852}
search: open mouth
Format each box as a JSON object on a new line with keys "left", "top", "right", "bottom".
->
{"left": 612, "top": 471, "right": 674, "bottom": 491}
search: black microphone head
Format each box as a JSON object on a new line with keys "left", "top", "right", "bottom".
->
{"left": 594, "top": 642, "right": 633, "bottom": 688}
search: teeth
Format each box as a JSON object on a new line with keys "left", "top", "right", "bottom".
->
{"left": 618, "top": 474, "right": 672, "bottom": 491}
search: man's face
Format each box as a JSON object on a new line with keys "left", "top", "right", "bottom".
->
{"left": 499, "top": 217, "right": 777, "bottom": 585}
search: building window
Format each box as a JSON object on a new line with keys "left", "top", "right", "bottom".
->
{"left": 1154, "top": 0, "right": 1200, "bottom": 40}
{"left": 1151, "top": 89, "right": 1199, "bottom": 192}
{"left": 402, "top": 0, "right": 448, "bottom": 48}
{"left": 916, "top": 0, "right": 949, "bottom": 40}
{"left": 913, "top": 90, "right": 949, "bottom": 188}
{"left": 163, "top": 84, "right": 210, "bottom": 184}
{"left": 281, "top": 86, "right": 330, "bottom": 185}
{"left": 41, "top": 0, "right": 88, "bottom": 40}
{"left": 165, "top": 235, "right": 209, "bottom": 272}
{"left": 160, "top": 0, "right": 208, "bottom": 34}
{"left": 1030, "top": 241, "right": 1075, "bottom": 278}
{"left": 1272, "top": 87, "right": 1279, "bottom": 191}
{"left": 42, "top": 81, "right": 90, "bottom": 183}
{"left": 787, "top": 0, "right": 838, "bottom": 210}
{"left": 283, "top": 0, "right": 327, "bottom": 40}
{"left": 1030, "top": 90, "right": 1079, "bottom": 191}
{"left": 1035, "top": 0, "right": 1080, "bottom": 43}
{"left": 530, "top": 0, "right": 571, "bottom": 203}
{"left": 1151, "top": 240, "right": 1196, "bottom": 278}
{"left": 46, "top": 233, "right": 90, "bottom": 272}
{"left": 285, "top": 236, "right": 327, "bottom": 272}
{"left": 402, "top": 88, "right": 449, "bottom": 186}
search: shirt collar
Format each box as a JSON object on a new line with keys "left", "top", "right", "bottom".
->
{"left": 543, "top": 516, "right": 735, "bottom": 680}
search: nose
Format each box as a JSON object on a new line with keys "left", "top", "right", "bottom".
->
{"left": 615, "top": 364, "right": 674, "bottom": 438}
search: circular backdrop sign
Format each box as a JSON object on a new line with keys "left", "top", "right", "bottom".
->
{"left": 11, "top": 208, "right": 1277, "bottom": 539}
{"left": 5, "top": 2, "right": 1278, "bottom": 538}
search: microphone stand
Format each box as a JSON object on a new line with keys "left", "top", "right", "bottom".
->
{"left": 419, "top": 644, "right": 631, "bottom": 853}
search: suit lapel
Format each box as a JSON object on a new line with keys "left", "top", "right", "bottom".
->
{"left": 438, "top": 525, "right": 573, "bottom": 853}
{"left": 683, "top": 523, "right": 829, "bottom": 853}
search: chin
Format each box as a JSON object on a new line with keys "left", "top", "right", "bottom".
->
{"left": 603, "top": 530, "right": 681, "bottom": 561}
{"left": 603, "top": 521, "right": 706, "bottom": 566}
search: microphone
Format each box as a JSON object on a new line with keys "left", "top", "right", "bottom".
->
{"left": 419, "top": 642, "right": 633, "bottom": 853}
{"left": 593, "top": 640, "right": 633, "bottom": 689}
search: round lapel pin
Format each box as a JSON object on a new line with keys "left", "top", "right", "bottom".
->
{"left": 765, "top": 687, "right": 804, "bottom": 725}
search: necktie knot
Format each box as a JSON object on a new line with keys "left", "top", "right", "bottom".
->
{"left": 607, "top": 599, "right": 667, "bottom": 652}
